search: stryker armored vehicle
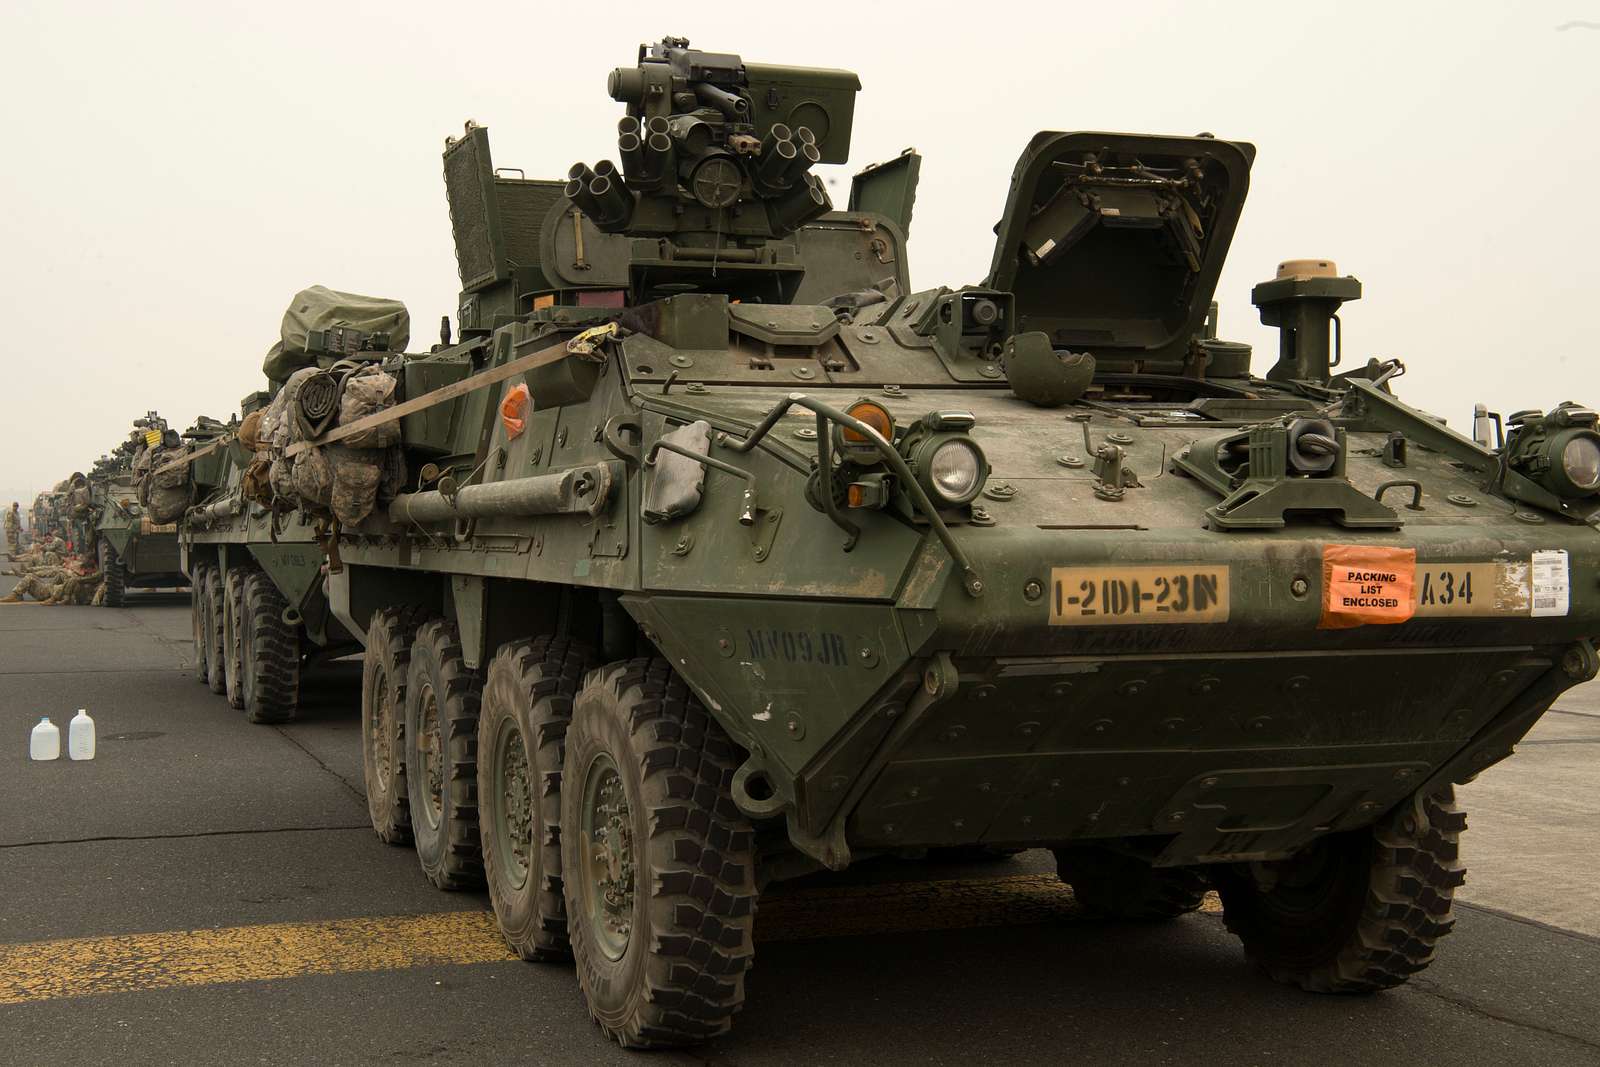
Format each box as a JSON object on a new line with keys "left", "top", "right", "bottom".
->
{"left": 182, "top": 419, "right": 364, "bottom": 719}
{"left": 180, "top": 292, "right": 408, "bottom": 719}
{"left": 199, "top": 39, "right": 1600, "bottom": 1048}
{"left": 183, "top": 397, "right": 334, "bottom": 718}
{"left": 93, "top": 414, "right": 193, "bottom": 606}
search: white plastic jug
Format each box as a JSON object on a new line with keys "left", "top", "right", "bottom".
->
{"left": 30, "top": 717, "right": 60, "bottom": 761}
{"left": 68, "top": 709, "right": 95, "bottom": 760}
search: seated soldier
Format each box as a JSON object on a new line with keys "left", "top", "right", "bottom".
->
{"left": 2, "top": 564, "right": 71, "bottom": 603}
{"left": 45, "top": 565, "right": 101, "bottom": 606}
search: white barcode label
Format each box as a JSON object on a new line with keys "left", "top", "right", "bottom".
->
{"left": 1530, "top": 549, "right": 1569, "bottom": 617}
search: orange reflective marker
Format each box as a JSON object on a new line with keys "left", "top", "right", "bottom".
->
{"left": 1320, "top": 544, "right": 1417, "bottom": 629}
{"left": 500, "top": 383, "right": 530, "bottom": 440}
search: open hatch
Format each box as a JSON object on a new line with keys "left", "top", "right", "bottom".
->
{"left": 987, "top": 131, "right": 1254, "bottom": 375}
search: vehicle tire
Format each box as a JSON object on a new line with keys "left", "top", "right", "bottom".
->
{"left": 404, "top": 618, "right": 484, "bottom": 890}
{"left": 238, "top": 570, "right": 300, "bottom": 724}
{"left": 479, "top": 636, "right": 595, "bottom": 961}
{"left": 562, "top": 658, "right": 757, "bottom": 1048}
{"left": 361, "top": 607, "right": 426, "bottom": 847}
{"left": 1215, "top": 786, "right": 1467, "bottom": 992}
{"left": 99, "top": 538, "right": 125, "bottom": 607}
{"left": 190, "top": 564, "right": 212, "bottom": 683}
{"left": 222, "top": 565, "right": 250, "bottom": 710}
{"left": 202, "top": 566, "right": 226, "bottom": 695}
{"left": 1053, "top": 847, "right": 1208, "bottom": 920}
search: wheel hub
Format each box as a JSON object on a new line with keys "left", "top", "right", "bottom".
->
{"left": 580, "top": 754, "right": 634, "bottom": 960}
{"left": 369, "top": 667, "right": 392, "bottom": 788}
{"left": 496, "top": 723, "right": 533, "bottom": 886}
{"left": 418, "top": 683, "right": 443, "bottom": 826}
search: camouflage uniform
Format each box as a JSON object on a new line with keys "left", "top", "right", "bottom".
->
{"left": 3, "top": 504, "right": 20, "bottom": 552}
{"left": 45, "top": 568, "right": 101, "bottom": 605}
{"left": 2, "top": 565, "right": 71, "bottom": 603}
{"left": 3, "top": 541, "right": 63, "bottom": 573}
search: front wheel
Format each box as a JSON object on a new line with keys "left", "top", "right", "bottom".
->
{"left": 1215, "top": 786, "right": 1466, "bottom": 992}
{"left": 99, "top": 539, "right": 125, "bottom": 608}
{"left": 239, "top": 571, "right": 300, "bottom": 724}
{"left": 222, "top": 565, "right": 250, "bottom": 710}
{"left": 190, "top": 565, "right": 213, "bottom": 684}
{"left": 202, "top": 567, "right": 226, "bottom": 695}
{"left": 562, "top": 658, "right": 757, "bottom": 1048}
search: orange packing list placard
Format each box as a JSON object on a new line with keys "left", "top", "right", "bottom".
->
{"left": 499, "top": 383, "right": 530, "bottom": 440}
{"left": 1320, "top": 544, "right": 1417, "bottom": 629}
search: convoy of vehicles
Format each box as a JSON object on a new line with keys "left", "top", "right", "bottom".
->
{"left": 31, "top": 37, "right": 1595, "bottom": 1049}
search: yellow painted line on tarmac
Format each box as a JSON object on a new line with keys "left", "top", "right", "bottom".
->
{"left": 0, "top": 876, "right": 1223, "bottom": 1006}
{"left": 0, "top": 911, "right": 514, "bottom": 1006}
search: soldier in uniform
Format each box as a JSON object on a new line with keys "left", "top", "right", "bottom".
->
{"left": 1, "top": 563, "right": 72, "bottom": 603}
{"left": 3, "top": 502, "right": 20, "bottom": 555}
{"left": 3, "top": 536, "right": 61, "bottom": 572}
{"left": 45, "top": 564, "right": 102, "bottom": 605}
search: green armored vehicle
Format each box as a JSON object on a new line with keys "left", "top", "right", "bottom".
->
{"left": 220, "top": 39, "right": 1599, "bottom": 1048}
{"left": 93, "top": 415, "right": 195, "bottom": 606}
{"left": 182, "top": 291, "right": 404, "bottom": 718}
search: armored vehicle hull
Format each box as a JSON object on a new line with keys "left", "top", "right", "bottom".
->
{"left": 95, "top": 478, "right": 188, "bottom": 606}
{"left": 189, "top": 39, "right": 1599, "bottom": 1048}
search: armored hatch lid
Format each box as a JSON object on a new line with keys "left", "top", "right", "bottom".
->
{"left": 986, "top": 131, "right": 1254, "bottom": 369}
{"left": 728, "top": 302, "right": 839, "bottom": 345}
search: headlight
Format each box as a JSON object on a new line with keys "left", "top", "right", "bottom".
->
{"left": 1560, "top": 435, "right": 1600, "bottom": 493}
{"left": 926, "top": 439, "right": 984, "bottom": 505}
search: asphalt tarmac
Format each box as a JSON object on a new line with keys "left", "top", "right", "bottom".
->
{"left": 2, "top": 579, "right": 1598, "bottom": 1065}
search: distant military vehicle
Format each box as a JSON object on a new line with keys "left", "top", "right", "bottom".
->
{"left": 186, "top": 38, "right": 1600, "bottom": 1049}
{"left": 94, "top": 414, "right": 192, "bottom": 606}
{"left": 183, "top": 384, "right": 359, "bottom": 718}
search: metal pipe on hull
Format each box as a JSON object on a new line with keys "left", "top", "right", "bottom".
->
{"left": 388, "top": 463, "right": 614, "bottom": 524}
{"left": 189, "top": 496, "right": 241, "bottom": 526}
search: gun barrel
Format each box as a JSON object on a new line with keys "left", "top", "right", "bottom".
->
{"left": 692, "top": 82, "right": 749, "bottom": 119}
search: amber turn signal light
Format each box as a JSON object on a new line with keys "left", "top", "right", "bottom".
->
{"left": 842, "top": 400, "right": 893, "bottom": 445}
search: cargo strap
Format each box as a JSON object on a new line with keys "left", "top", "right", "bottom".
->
{"left": 284, "top": 336, "right": 576, "bottom": 459}
{"left": 150, "top": 437, "right": 230, "bottom": 479}
{"left": 151, "top": 332, "right": 588, "bottom": 476}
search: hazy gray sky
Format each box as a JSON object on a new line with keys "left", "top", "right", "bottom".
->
{"left": 2, "top": 1, "right": 1596, "bottom": 504}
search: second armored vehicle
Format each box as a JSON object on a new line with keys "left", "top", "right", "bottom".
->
{"left": 94, "top": 415, "right": 193, "bottom": 606}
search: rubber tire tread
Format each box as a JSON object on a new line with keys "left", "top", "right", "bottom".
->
{"left": 479, "top": 636, "right": 595, "bottom": 961}
{"left": 404, "top": 618, "right": 485, "bottom": 890}
{"left": 563, "top": 657, "right": 758, "bottom": 1049}
{"left": 1217, "top": 786, "right": 1467, "bottom": 993}
{"left": 240, "top": 570, "right": 300, "bottom": 724}
{"left": 1052, "top": 847, "right": 1209, "bottom": 920}
{"left": 222, "top": 565, "right": 251, "bottom": 710}
{"left": 99, "top": 539, "right": 125, "bottom": 608}
{"left": 190, "top": 564, "right": 212, "bottom": 683}
{"left": 202, "top": 566, "right": 227, "bottom": 694}
{"left": 361, "top": 606, "right": 429, "bottom": 846}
